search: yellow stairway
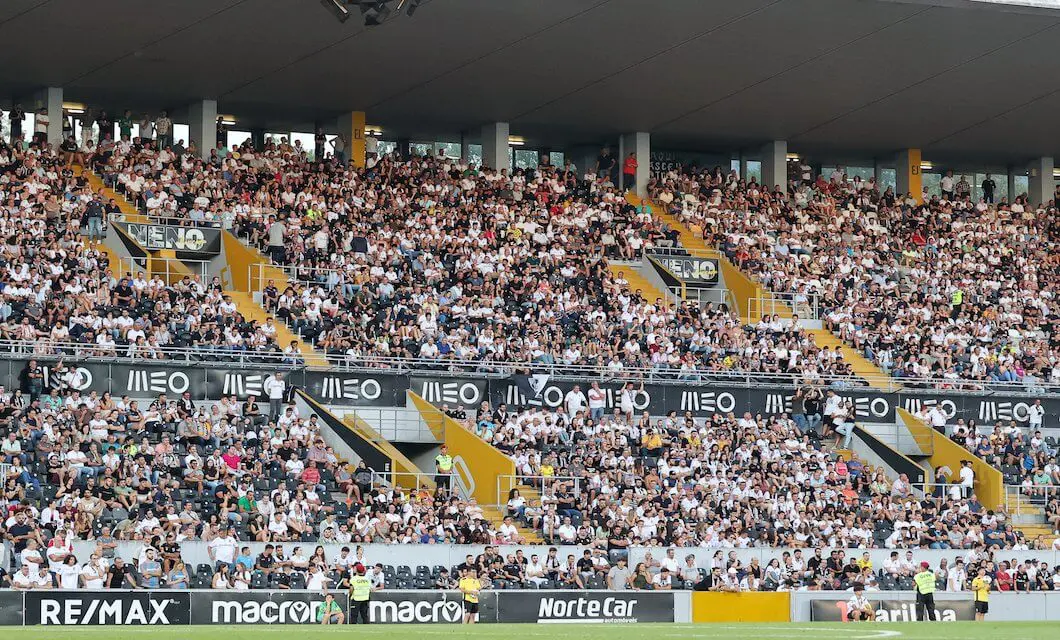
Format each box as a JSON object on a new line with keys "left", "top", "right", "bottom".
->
{"left": 224, "top": 290, "right": 329, "bottom": 368}
{"left": 408, "top": 392, "right": 543, "bottom": 543}
{"left": 341, "top": 411, "right": 432, "bottom": 492}
{"left": 631, "top": 193, "right": 894, "bottom": 391}
{"left": 219, "top": 232, "right": 328, "bottom": 368}
{"left": 607, "top": 263, "right": 668, "bottom": 303}
{"left": 77, "top": 166, "right": 147, "bottom": 223}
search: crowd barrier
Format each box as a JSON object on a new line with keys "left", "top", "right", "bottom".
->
{"left": 0, "top": 589, "right": 677, "bottom": 625}
{"left": 66, "top": 541, "right": 1060, "bottom": 575}
{"left": 1, "top": 589, "right": 1055, "bottom": 624}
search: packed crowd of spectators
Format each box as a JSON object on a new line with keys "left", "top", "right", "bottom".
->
{"left": 78, "top": 134, "right": 866, "bottom": 384}
{"left": 0, "top": 138, "right": 304, "bottom": 364}
{"left": 651, "top": 164, "right": 1059, "bottom": 388}
{"left": 443, "top": 392, "right": 1041, "bottom": 551}
{"left": 905, "top": 403, "right": 1060, "bottom": 538}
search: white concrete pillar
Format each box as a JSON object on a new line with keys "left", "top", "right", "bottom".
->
{"left": 619, "top": 131, "right": 650, "bottom": 196}
{"left": 36, "top": 87, "right": 63, "bottom": 147}
{"left": 1027, "top": 156, "right": 1055, "bottom": 206}
{"left": 760, "top": 140, "right": 788, "bottom": 193}
{"left": 188, "top": 99, "right": 218, "bottom": 160}
{"left": 481, "top": 122, "right": 509, "bottom": 172}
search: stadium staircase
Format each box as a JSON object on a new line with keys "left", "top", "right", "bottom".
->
{"left": 630, "top": 193, "right": 894, "bottom": 392}
{"left": 78, "top": 166, "right": 326, "bottom": 367}
{"left": 341, "top": 410, "right": 434, "bottom": 492}
{"left": 219, "top": 234, "right": 330, "bottom": 368}
{"left": 409, "top": 393, "right": 544, "bottom": 544}
{"left": 607, "top": 262, "right": 669, "bottom": 302}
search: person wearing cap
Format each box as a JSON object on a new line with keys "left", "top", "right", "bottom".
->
{"left": 846, "top": 585, "right": 874, "bottom": 621}
{"left": 913, "top": 561, "right": 938, "bottom": 621}
{"left": 348, "top": 563, "right": 373, "bottom": 624}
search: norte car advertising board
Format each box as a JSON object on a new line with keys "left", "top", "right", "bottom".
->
{"left": 810, "top": 598, "right": 976, "bottom": 622}
{"left": 24, "top": 591, "right": 190, "bottom": 626}
{"left": 496, "top": 591, "right": 675, "bottom": 623}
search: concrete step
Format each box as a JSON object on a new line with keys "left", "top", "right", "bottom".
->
{"left": 224, "top": 290, "right": 328, "bottom": 368}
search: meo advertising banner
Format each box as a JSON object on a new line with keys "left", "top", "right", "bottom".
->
{"left": 24, "top": 591, "right": 190, "bottom": 626}
{"left": 810, "top": 598, "right": 976, "bottom": 622}
{"left": 497, "top": 591, "right": 675, "bottom": 624}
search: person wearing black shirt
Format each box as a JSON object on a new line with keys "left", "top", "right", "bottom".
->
{"left": 981, "top": 174, "right": 996, "bottom": 204}
{"left": 106, "top": 558, "right": 136, "bottom": 588}
{"left": 10, "top": 104, "right": 25, "bottom": 139}
{"left": 595, "top": 146, "right": 615, "bottom": 180}
{"left": 85, "top": 197, "right": 105, "bottom": 241}
{"left": 243, "top": 395, "right": 264, "bottom": 425}
{"left": 21, "top": 359, "right": 44, "bottom": 400}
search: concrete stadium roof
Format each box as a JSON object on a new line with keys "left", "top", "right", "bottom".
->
{"left": 2, "top": 0, "right": 1060, "bottom": 164}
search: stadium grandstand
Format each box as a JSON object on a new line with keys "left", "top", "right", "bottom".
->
{"left": 1, "top": 0, "right": 1060, "bottom": 633}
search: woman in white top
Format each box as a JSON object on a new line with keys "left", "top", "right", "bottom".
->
{"left": 211, "top": 564, "right": 231, "bottom": 590}
{"left": 232, "top": 566, "right": 251, "bottom": 591}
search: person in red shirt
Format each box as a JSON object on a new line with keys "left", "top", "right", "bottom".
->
{"left": 622, "top": 152, "right": 638, "bottom": 192}
{"left": 994, "top": 562, "right": 1013, "bottom": 591}
{"left": 301, "top": 460, "right": 322, "bottom": 488}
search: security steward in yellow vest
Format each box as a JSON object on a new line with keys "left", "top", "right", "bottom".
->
{"left": 913, "top": 562, "right": 937, "bottom": 621}
{"left": 348, "top": 563, "right": 374, "bottom": 624}
{"left": 435, "top": 444, "right": 454, "bottom": 490}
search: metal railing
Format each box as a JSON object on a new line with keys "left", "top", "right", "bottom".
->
{"left": 1, "top": 337, "right": 1060, "bottom": 393}
{"left": 370, "top": 470, "right": 451, "bottom": 492}
{"left": 747, "top": 291, "right": 820, "bottom": 323}
{"left": 1005, "top": 483, "right": 1060, "bottom": 517}
{"left": 348, "top": 408, "right": 438, "bottom": 443}
{"left": 121, "top": 257, "right": 211, "bottom": 285}
{"left": 495, "top": 474, "right": 584, "bottom": 507}
{"left": 108, "top": 212, "right": 224, "bottom": 228}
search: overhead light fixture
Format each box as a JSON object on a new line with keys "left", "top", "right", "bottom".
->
{"left": 786, "top": 153, "right": 800, "bottom": 161}
{"left": 220, "top": 115, "right": 237, "bottom": 126}
{"left": 508, "top": 136, "right": 525, "bottom": 146}
{"left": 365, "top": 126, "right": 383, "bottom": 136}
{"left": 920, "top": 161, "right": 933, "bottom": 170}
{"left": 320, "top": 0, "right": 351, "bottom": 23}
{"left": 359, "top": 0, "right": 392, "bottom": 26}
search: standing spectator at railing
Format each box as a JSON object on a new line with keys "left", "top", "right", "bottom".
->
{"left": 155, "top": 110, "right": 172, "bottom": 149}
{"left": 263, "top": 371, "right": 286, "bottom": 420}
{"left": 959, "top": 460, "right": 976, "bottom": 498}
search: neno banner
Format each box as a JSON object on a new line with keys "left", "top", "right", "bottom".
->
{"left": 120, "top": 222, "right": 222, "bottom": 254}
{"left": 810, "top": 598, "right": 976, "bottom": 622}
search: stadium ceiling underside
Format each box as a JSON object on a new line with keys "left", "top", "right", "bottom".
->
{"left": 2, "top": 0, "right": 1060, "bottom": 162}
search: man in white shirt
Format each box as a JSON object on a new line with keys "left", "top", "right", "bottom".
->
{"left": 659, "top": 548, "right": 680, "bottom": 574}
{"left": 11, "top": 565, "right": 34, "bottom": 590}
{"left": 651, "top": 567, "right": 674, "bottom": 590}
{"left": 926, "top": 405, "right": 947, "bottom": 432}
{"left": 525, "top": 554, "right": 548, "bottom": 587}
{"left": 1028, "top": 399, "right": 1045, "bottom": 431}
{"left": 946, "top": 558, "right": 967, "bottom": 591}
{"left": 959, "top": 460, "right": 975, "bottom": 498}
{"left": 564, "top": 385, "right": 587, "bottom": 417}
{"left": 556, "top": 517, "right": 577, "bottom": 544}
{"left": 208, "top": 525, "right": 238, "bottom": 570}
{"left": 263, "top": 372, "right": 286, "bottom": 420}
{"left": 587, "top": 382, "right": 606, "bottom": 420}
